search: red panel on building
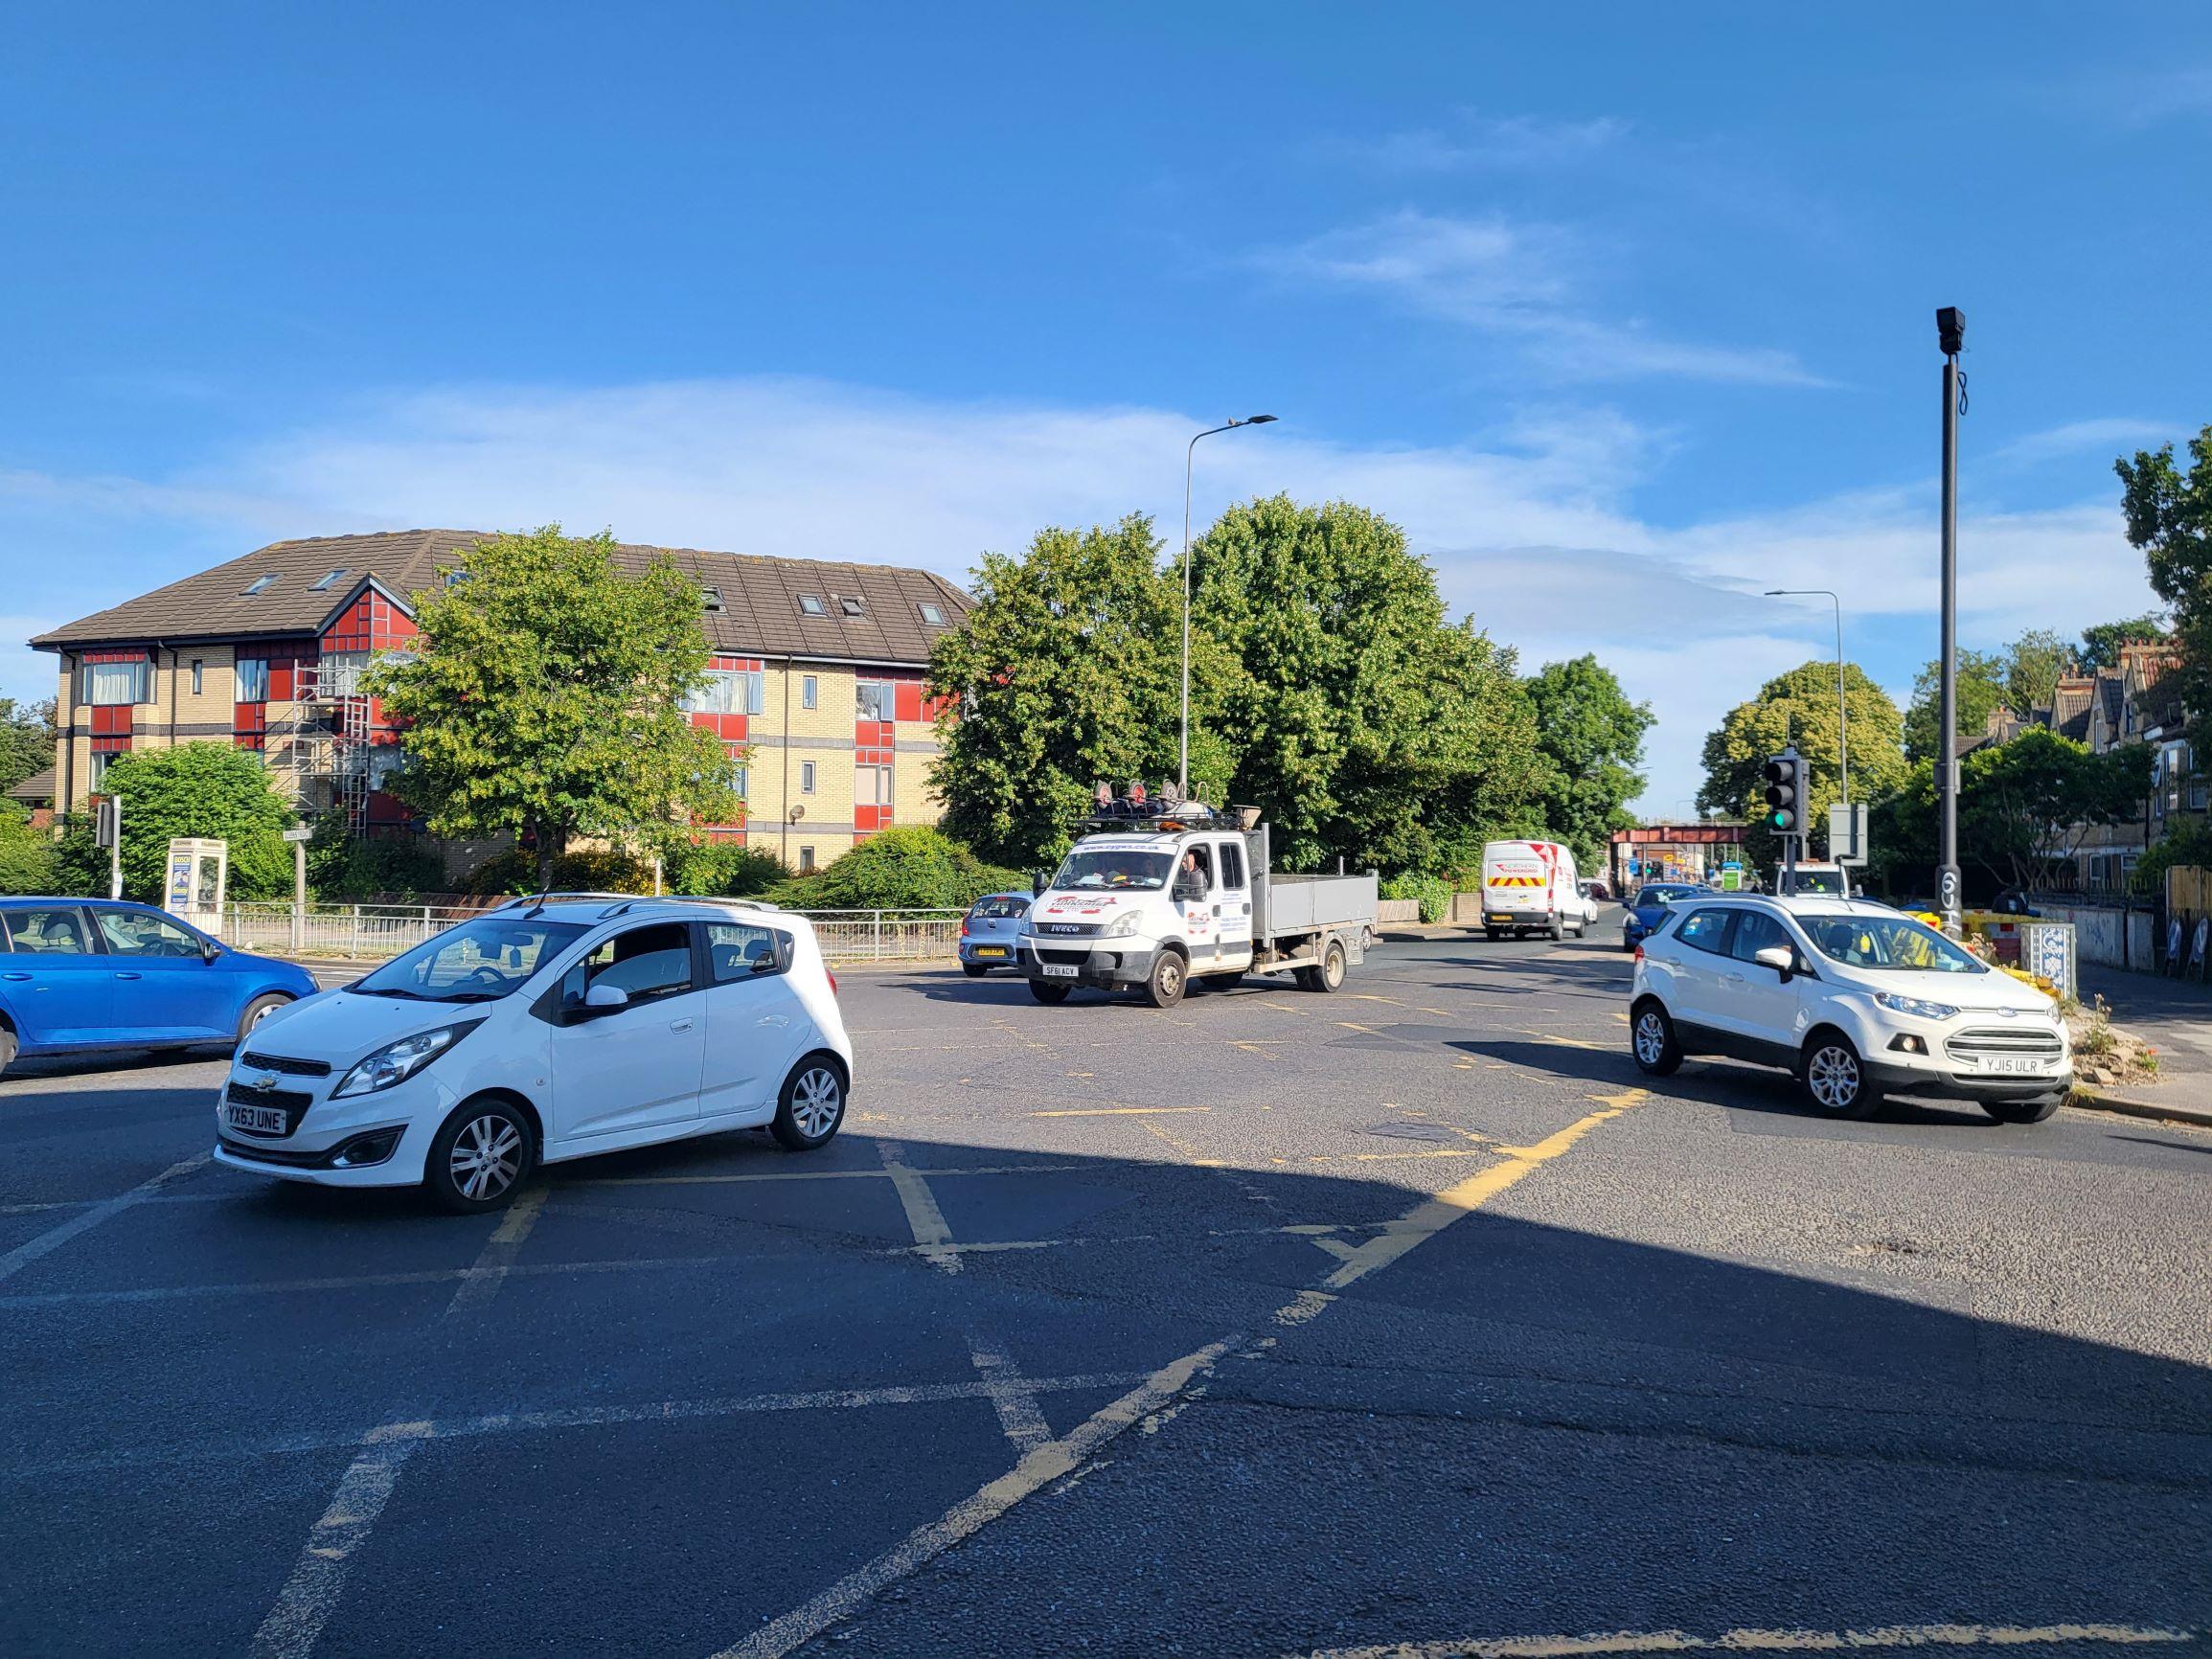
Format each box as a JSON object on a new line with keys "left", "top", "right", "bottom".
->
{"left": 88, "top": 705, "right": 133, "bottom": 738}
{"left": 894, "top": 680, "right": 923, "bottom": 724}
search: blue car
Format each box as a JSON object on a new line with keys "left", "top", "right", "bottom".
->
{"left": 0, "top": 898, "right": 319, "bottom": 1077}
{"left": 1621, "top": 882, "right": 1709, "bottom": 952}
{"left": 959, "top": 891, "right": 1032, "bottom": 977}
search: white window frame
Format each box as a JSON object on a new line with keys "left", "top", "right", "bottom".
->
{"left": 235, "top": 658, "right": 270, "bottom": 702}
{"left": 855, "top": 680, "right": 895, "bottom": 722}
{"left": 684, "top": 668, "right": 764, "bottom": 716}
{"left": 802, "top": 674, "right": 818, "bottom": 710}
{"left": 800, "top": 761, "right": 816, "bottom": 794}
{"left": 799, "top": 846, "right": 816, "bottom": 873}
{"left": 80, "top": 659, "right": 151, "bottom": 706}
{"left": 856, "top": 762, "right": 893, "bottom": 807}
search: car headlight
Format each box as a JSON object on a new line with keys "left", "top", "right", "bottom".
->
{"left": 1104, "top": 912, "right": 1142, "bottom": 938}
{"left": 1873, "top": 991, "right": 1960, "bottom": 1021}
{"left": 331, "top": 1021, "right": 483, "bottom": 1099}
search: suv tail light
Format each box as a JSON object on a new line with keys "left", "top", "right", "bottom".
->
{"left": 827, "top": 970, "right": 838, "bottom": 996}
{"left": 959, "top": 919, "right": 970, "bottom": 937}
{"left": 1633, "top": 943, "right": 1644, "bottom": 964}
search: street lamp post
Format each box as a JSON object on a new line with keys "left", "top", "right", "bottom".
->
{"left": 1764, "top": 587, "right": 1849, "bottom": 818}
{"left": 1180, "top": 414, "right": 1276, "bottom": 797}
{"left": 1935, "top": 307, "right": 1967, "bottom": 935}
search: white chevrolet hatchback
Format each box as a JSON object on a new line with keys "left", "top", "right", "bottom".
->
{"left": 1630, "top": 893, "right": 2071, "bottom": 1123}
{"left": 213, "top": 898, "right": 854, "bottom": 1211}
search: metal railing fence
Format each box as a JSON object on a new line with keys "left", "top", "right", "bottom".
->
{"left": 219, "top": 901, "right": 967, "bottom": 966}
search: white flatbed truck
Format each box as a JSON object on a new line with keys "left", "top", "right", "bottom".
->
{"left": 1019, "top": 814, "right": 1379, "bottom": 1009}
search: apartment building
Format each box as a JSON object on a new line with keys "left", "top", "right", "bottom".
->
{"left": 31, "top": 530, "right": 969, "bottom": 868}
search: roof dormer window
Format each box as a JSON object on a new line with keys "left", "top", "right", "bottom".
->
{"left": 798, "top": 595, "right": 826, "bottom": 617}
{"left": 309, "top": 568, "right": 348, "bottom": 591}
{"left": 702, "top": 585, "right": 726, "bottom": 613}
{"left": 919, "top": 602, "right": 945, "bottom": 626}
{"left": 839, "top": 596, "right": 865, "bottom": 617}
{"left": 242, "top": 574, "right": 277, "bottom": 596}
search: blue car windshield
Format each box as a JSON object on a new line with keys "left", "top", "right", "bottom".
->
{"left": 1634, "top": 886, "right": 1699, "bottom": 908}
{"left": 353, "top": 918, "right": 588, "bottom": 1002}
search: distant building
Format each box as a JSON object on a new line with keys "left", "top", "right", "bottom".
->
{"left": 30, "top": 530, "right": 972, "bottom": 869}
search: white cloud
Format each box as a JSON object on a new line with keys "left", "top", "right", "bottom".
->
{"left": 1348, "top": 112, "right": 1630, "bottom": 171}
{"left": 1, "top": 375, "right": 2142, "bottom": 816}
{"left": 1992, "top": 418, "right": 2178, "bottom": 466}
{"left": 1255, "top": 211, "right": 1826, "bottom": 387}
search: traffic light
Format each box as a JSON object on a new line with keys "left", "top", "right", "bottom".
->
{"left": 1761, "top": 750, "right": 1810, "bottom": 837}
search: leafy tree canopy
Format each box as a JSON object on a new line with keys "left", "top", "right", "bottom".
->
{"left": 2077, "top": 614, "right": 2168, "bottom": 673}
{"left": 370, "top": 526, "right": 739, "bottom": 888}
{"left": 0, "top": 696, "right": 56, "bottom": 796}
{"left": 2117, "top": 425, "right": 2212, "bottom": 739}
{"left": 60, "top": 742, "right": 296, "bottom": 902}
{"left": 2004, "top": 628, "right": 2070, "bottom": 721}
{"left": 1522, "top": 654, "right": 1653, "bottom": 870}
{"left": 1699, "top": 661, "right": 1905, "bottom": 866}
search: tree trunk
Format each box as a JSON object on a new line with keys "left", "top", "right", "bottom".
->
{"left": 535, "top": 829, "right": 557, "bottom": 892}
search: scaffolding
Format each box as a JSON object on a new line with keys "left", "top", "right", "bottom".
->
{"left": 269, "top": 659, "right": 377, "bottom": 837}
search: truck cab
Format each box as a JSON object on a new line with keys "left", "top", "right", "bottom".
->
{"left": 1017, "top": 807, "right": 1376, "bottom": 1009}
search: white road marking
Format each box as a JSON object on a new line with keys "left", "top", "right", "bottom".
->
{"left": 247, "top": 1187, "right": 551, "bottom": 1659}
{"left": 1294, "top": 1621, "right": 2208, "bottom": 1658}
{"left": 0, "top": 1151, "right": 209, "bottom": 1284}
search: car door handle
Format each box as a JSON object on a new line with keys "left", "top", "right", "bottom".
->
{"left": 669, "top": 1017, "right": 696, "bottom": 1034}
{"left": 1, "top": 971, "right": 30, "bottom": 982}
{"left": 114, "top": 971, "right": 143, "bottom": 980}
{"left": 758, "top": 1013, "right": 790, "bottom": 1028}
{"left": 1721, "top": 971, "right": 1745, "bottom": 985}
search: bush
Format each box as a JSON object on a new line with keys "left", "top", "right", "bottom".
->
{"left": 771, "top": 827, "right": 1023, "bottom": 911}
{"left": 665, "top": 839, "right": 786, "bottom": 898}
{"left": 0, "top": 807, "right": 59, "bottom": 896}
{"left": 2132, "top": 818, "right": 2212, "bottom": 896}
{"left": 1381, "top": 873, "right": 1453, "bottom": 924}
{"left": 307, "top": 821, "right": 450, "bottom": 900}
{"left": 466, "top": 846, "right": 656, "bottom": 898}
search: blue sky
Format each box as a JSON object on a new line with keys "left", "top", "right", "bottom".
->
{"left": 3, "top": 4, "right": 2207, "bottom": 811}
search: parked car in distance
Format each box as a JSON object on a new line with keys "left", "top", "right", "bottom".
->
{"left": 1583, "top": 875, "right": 1613, "bottom": 903}
{"left": 213, "top": 898, "right": 854, "bottom": 1213}
{"left": 1572, "top": 878, "right": 1606, "bottom": 922}
{"left": 0, "top": 898, "right": 317, "bottom": 1078}
{"left": 1620, "top": 882, "right": 1705, "bottom": 952}
{"left": 1629, "top": 893, "right": 2069, "bottom": 1123}
{"left": 960, "top": 892, "right": 1031, "bottom": 977}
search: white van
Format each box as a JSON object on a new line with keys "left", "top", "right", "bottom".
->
{"left": 1481, "top": 839, "right": 1585, "bottom": 942}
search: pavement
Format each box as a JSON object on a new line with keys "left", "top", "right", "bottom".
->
{"left": 2072, "top": 961, "right": 2212, "bottom": 1128}
{"left": 3, "top": 925, "right": 2207, "bottom": 1657}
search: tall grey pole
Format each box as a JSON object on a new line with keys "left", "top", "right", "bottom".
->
{"left": 1936, "top": 308, "right": 1965, "bottom": 935}
{"left": 1179, "top": 414, "right": 1275, "bottom": 798}
{"left": 1763, "top": 588, "right": 1848, "bottom": 830}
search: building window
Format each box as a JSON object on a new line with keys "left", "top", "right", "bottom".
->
{"left": 684, "top": 668, "right": 764, "bottom": 716}
{"left": 190, "top": 659, "right": 204, "bottom": 696}
{"left": 857, "top": 763, "right": 893, "bottom": 806}
{"left": 236, "top": 658, "right": 270, "bottom": 702}
{"left": 799, "top": 846, "right": 815, "bottom": 873}
{"left": 702, "top": 586, "right": 725, "bottom": 613}
{"left": 798, "top": 595, "right": 825, "bottom": 617}
{"left": 919, "top": 602, "right": 945, "bottom": 626}
{"left": 855, "top": 680, "right": 895, "bottom": 722}
{"left": 801, "top": 761, "right": 816, "bottom": 794}
{"left": 801, "top": 674, "right": 818, "bottom": 710}
{"left": 88, "top": 750, "right": 120, "bottom": 786}
{"left": 731, "top": 761, "right": 749, "bottom": 799}
{"left": 80, "top": 658, "right": 151, "bottom": 705}
{"left": 839, "top": 595, "right": 865, "bottom": 617}
{"left": 242, "top": 573, "right": 277, "bottom": 596}
{"left": 310, "top": 568, "right": 348, "bottom": 591}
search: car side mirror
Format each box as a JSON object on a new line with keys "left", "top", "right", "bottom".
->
{"left": 576, "top": 983, "right": 629, "bottom": 1018}
{"left": 1032, "top": 873, "right": 1049, "bottom": 898}
{"left": 1752, "top": 944, "right": 1794, "bottom": 978}
{"left": 199, "top": 941, "right": 220, "bottom": 964}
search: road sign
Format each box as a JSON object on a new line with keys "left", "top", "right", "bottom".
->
{"left": 283, "top": 827, "right": 314, "bottom": 843}
{"left": 1828, "top": 803, "right": 1869, "bottom": 866}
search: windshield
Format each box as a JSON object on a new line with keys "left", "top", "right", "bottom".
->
{"left": 1790, "top": 869, "right": 1848, "bottom": 895}
{"left": 353, "top": 917, "right": 589, "bottom": 1002}
{"left": 1633, "top": 885, "right": 1698, "bottom": 908}
{"left": 1051, "top": 849, "right": 1174, "bottom": 891}
{"left": 1801, "top": 914, "right": 1986, "bottom": 974}
{"left": 969, "top": 897, "right": 1028, "bottom": 920}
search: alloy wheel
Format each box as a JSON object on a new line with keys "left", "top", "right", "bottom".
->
{"left": 1633, "top": 1011, "right": 1667, "bottom": 1066}
{"left": 449, "top": 1114, "right": 523, "bottom": 1201}
{"left": 791, "top": 1066, "right": 842, "bottom": 1138}
{"left": 1806, "top": 1044, "right": 1860, "bottom": 1111}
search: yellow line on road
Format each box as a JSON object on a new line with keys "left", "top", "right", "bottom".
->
{"left": 1296, "top": 1621, "right": 2205, "bottom": 1658}
{"left": 1032, "top": 1105, "right": 1212, "bottom": 1117}
{"left": 877, "top": 1142, "right": 962, "bottom": 1274}
{"left": 1317, "top": 1090, "right": 1646, "bottom": 1293}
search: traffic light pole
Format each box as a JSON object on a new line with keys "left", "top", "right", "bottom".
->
{"left": 1936, "top": 307, "right": 1966, "bottom": 936}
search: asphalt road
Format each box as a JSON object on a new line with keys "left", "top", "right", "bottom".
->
{"left": 2, "top": 922, "right": 2207, "bottom": 1658}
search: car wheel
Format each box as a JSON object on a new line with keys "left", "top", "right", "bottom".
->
{"left": 771, "top": 1056, "right": 847, "bottom": 1150}
{"left": 1548, "top": 918, "right": 1565, "bottom": 943}
{"left": 1302, "top": 938, "right": 1347, "bottom": 994}
{"left": 1981, "top": 1093, "right": 2062, "bottom": 1125}
{"left": 1028, "top": 980, "right": 1070, "bottom": 1005}
{"left": 1145, "top": 950, "right": 1187, "bottom": 1009}
{"left": 1800, "top": 1031, "right": 1879, "bottom": 1120}
{"left": 1485, "top": 928, "right": 1503, "bottom": 943}
{"left": 961, "top": 963, "right": 989, "bottom": 979}
{"left": 1630, "top": 1000, "right": 1682, "bottom": 1077}
{"left": 236, "top": 993, "right": 291, "bottom": 1044}
{"left": 425, "top": 1099, "right": 535, "bottom": 1215}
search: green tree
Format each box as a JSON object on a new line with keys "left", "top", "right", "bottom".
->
{"left": 2116, "top": 425, "right": 2212, "bottom": 736}
{"left": 771, "top": 826, "right": 1021, "bottom": 909}
{"left": 0, "top": 801, "right": 60, "bottom": 896}
{"left": 1903, "top": 649, "right": 2009, "bottom": 761}
{"left": 58, "top": 742, "right": 296, "bottom": 902}
{"left": 2004, "top": 628, "right": 2071, "bottom": 719}
{"left": 1699, "top": 662, "right": 1905, "bottom": 867}
{"left": 1522, "top": 655, "right": 1653, "bottom": 870}
{"left": 1964, "top": 728, "right": 2153, "bottom": 891}
{"left": 1190, "top": 495, "right": 1553, "bottom": 875}
{"left": 2078, "top": 614, "right": 2168, "bottom": 672}
{"left": 371, "top": 526, "right": 739, "bottom": 888}
{"left": 929, "top": 515, "right": 1221, "bottom": 870}
{"left": 0, "top": 696, "right": 55, "bottom": 795}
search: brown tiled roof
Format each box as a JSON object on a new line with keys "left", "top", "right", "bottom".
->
{"left": 6, "top": 765, "right": 54, "bottom": 804}
{"left": 31, "top": 530, "right": 971, "bottom": 667}
{"left": 2049, "top": 678, "right": 2095, "bottom": 743}
{"left": 2095, "top": 670, "right": 2125, "bottom": 731}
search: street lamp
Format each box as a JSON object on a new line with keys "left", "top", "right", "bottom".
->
{"left": 1180, "top": 414, "right": 1276, "bottom": 797}
{"left": 1764, "top": 588, "right": 1849, "bottom": 814}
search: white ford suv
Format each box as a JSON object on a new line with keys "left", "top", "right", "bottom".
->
{"left": 213, "top": 898, "right": 854, "bottom": 1211}
{"left": 1630, "top": 893, "right": 2070, "bottom": 1123}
